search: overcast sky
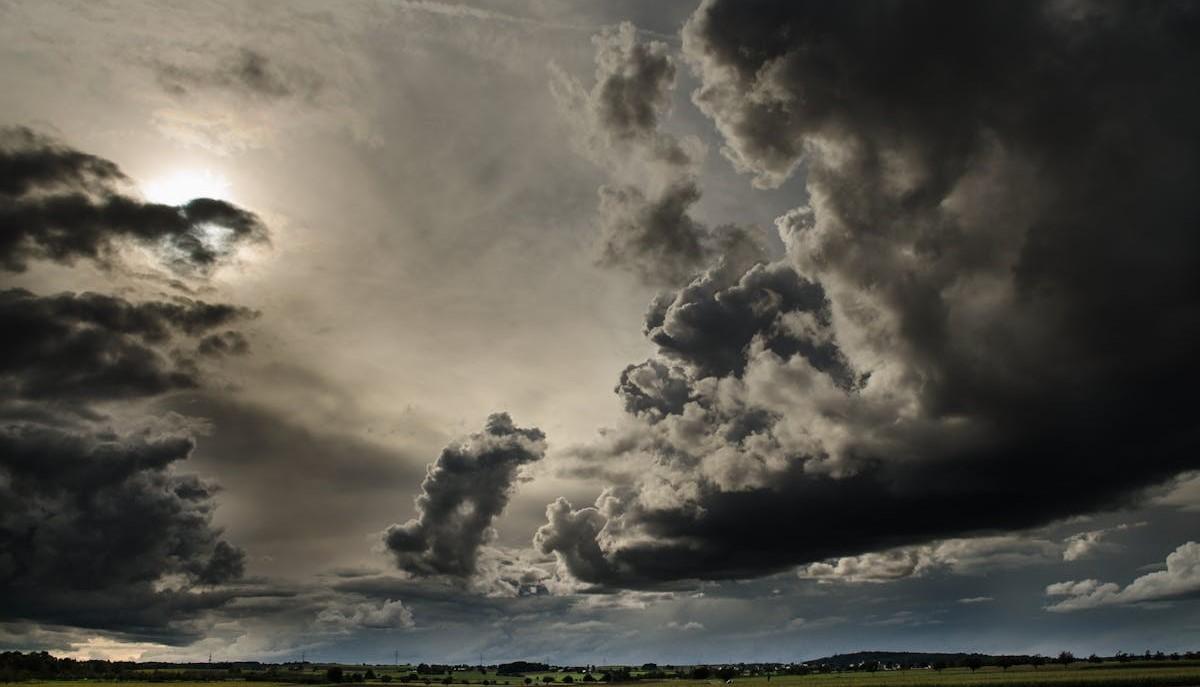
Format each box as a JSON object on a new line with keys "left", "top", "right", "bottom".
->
{"left": 2, "top": 0, "right": 1200, "bottom": 665}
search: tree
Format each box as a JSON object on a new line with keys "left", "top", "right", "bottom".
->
{"left": 542, "top": 677, "right": 554, "bottom": 684}
{"left": 524, "top": 679, "right": 532, "bottom": 685}
{"left": 965, "top": 657, "right": 984, "bottom": 672}
{"left": 1088, "top": 655, "right": 1102, "bottom": 664}
{"left": 563, "top": 678, "right": 574, "bottom": 684}
{"left": 328, "top": 667, "right": 346, "bottom": 683}
{"left": 1057, "top": 652, "right": 1075, "bottom": 667}
{"left": 382, "top": 676, "right": 393, "bottom": 683}
{"left": 1030, "top": 656, "right": 1046, "bottom": 670}
{"left": 932, "top": 662, "right": 946, "bottom": 673}
{"left": 583, "top": 675, "right": 596, "bottom": 683}
{"left": 692, "top": 667, "right": 711, "bottom": 680}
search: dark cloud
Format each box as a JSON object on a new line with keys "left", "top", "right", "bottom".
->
{"left": 197, "top": 330, "right": 250, "bottom": 357}
{"left": 0, "top": 126, "right": 267, "bottom": 273}
{"left": 596, "top": 180, "right": 704, "bottom": 286}
{"left": 0, "top": 420, "right": 243, "bottom": 643}
{"left": 0, "top": 123, "right": 262, "bottom": 639}
{"left": 644, "top": 260, "right": 850, "bottom": 382}
{"left": 0, "top": 287, "right": 251, "bottom": 638}
{"left": 591, "top": 23, "right": 677, "bottom": 149}
{"left": 554, "top": 22, "right": 689, "bottom": 165}
{"left": 539, "top": 0, "right": 1200, "bottom": 589}
{"left": 615, "top": 359, "right": 692, "bottom": 420}
{"left": 0, "top": 288, "right": 254, "bottom": 403}
{"left": 156, "top": 47, "right": 322, "bottom": 100}
{"left": 384, "top": 413, "right": 546, "bottom": 578}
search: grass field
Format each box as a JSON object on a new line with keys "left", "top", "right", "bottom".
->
{"left": 639, "top": 665, "right": 1200, "bottom": 687}
{"left": 17, "top": 664, "right": 1200, "bottom": 687}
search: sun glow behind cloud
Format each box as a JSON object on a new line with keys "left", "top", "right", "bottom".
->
{"left": 58, "top": 636, "right": 169, "bottom": 661}
{"left": 142, "top": 168, "right": 233, "bottom": 206}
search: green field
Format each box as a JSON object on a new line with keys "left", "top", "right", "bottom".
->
{"left": 16, "top": 663, "right": 1200, "bottom": 687}
{"left": 639, "top": 665, "right": 1200, "bottom": 687}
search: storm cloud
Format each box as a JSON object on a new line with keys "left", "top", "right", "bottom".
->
{"left": 384, "top": 413, "right": 546, "bottom": 578}
{"left": 0, "top": 288, "right": 254, "bottom": 403}
{"left": 0, "top": 127, "right": 267, "bottom": 273}
{"left": 0, "top": 288, "right": 254, "bottom": 639}
{"left": 0, "top": 421, "right": 244, "bottom": 642}
{"left": 538, "top": 0, "right": 1200, "bottom": 588}
{"left": 0, "top": 128, "right": 263, "bottom": 641}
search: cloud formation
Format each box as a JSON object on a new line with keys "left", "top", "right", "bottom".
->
{"left": 799, "top": 535, "right": 1060, "bottom": 584}
{"left": 0, "top": 418, "right": 245, "bottom": 643}
{"left": 155, "top": 48, "right": 322, "bottom": 100}
{"left": 0, "top": 288, "right": 254, "bottom": 640}
{"left": 1046, "top": 542, "right": 1200, "bottom": 612}
{"left": 0, "top": 288, "right": 254, "bottom": 403}
{"left": 0, "top": 129, "right": 263, "bottom": 642}
{"left": 1062, "top": 522, "right": 1145, "bottom": 562}
{"left": 315, "top": 598, "right": 414, "bottom": 633}
{"left": 0, "top": 127, "right": 267, "bottom": 273}
{"left": 554, "top": 22, "right": 763, "bottom": 286}
{"left": 539, "top": 0, "right": 1200, "bottom": 589}
{"left": 384, "top": 413, "right": 546, "bottom": 578}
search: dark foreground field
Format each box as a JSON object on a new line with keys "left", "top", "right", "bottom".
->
{"left": 22, "top": 664, "right": 1200, "bottom": 687}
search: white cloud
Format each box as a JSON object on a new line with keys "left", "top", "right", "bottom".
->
{"left": 1045, "top": 541, "right": 1200, "bottom": 612}
{"left": 665, "top": 620, "right": 705, "bottom": 631}
{"left": 1153, "top": 472, "right": 1200, "bottom": 512}
{"left": 786, "top": 616, "right": 847, "bottom": 631}
{"left": 957, "top": 596, "right": 994, "bottom": 604}
{"left": 1062, "top": 522, "right": 1146, "bottom": 561}
{"left": 315, "top": 598, "right": 414, "bottom": 632}
{"left": 799, "top": 534, "right": 1059, "bottom": 583}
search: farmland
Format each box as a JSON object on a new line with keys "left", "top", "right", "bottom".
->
{"left": 13, "top": 662, "right": 1200, "bottom": 687}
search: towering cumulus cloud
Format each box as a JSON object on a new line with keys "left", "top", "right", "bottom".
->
{"left": 538, "top": 1, "right": 1200, "bottom": 588}
{"left": 0, "top": 127, "right": 266, "bottom": 641}
{"left": 0, "top": 126, "right": 266, "bottom": 273}
{"left": 553, "top": 23, "right": 762, "bottom": 286}
{"left": 385, "top": 413, "right": 546, "bottom": 578}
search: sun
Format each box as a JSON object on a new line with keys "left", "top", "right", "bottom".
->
{"left": 142, "top": 168, "right": 233, "bottom": 206}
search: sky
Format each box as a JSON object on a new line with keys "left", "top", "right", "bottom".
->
{"left": 2, "top": 0, "right": 1200, "bottom": 666}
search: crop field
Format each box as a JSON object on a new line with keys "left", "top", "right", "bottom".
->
{"left": 640, "top": 665, "right": 1200, "bottom": 687}
{"left": 16, "top": 663, "right": 1200, "bottom": 687}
